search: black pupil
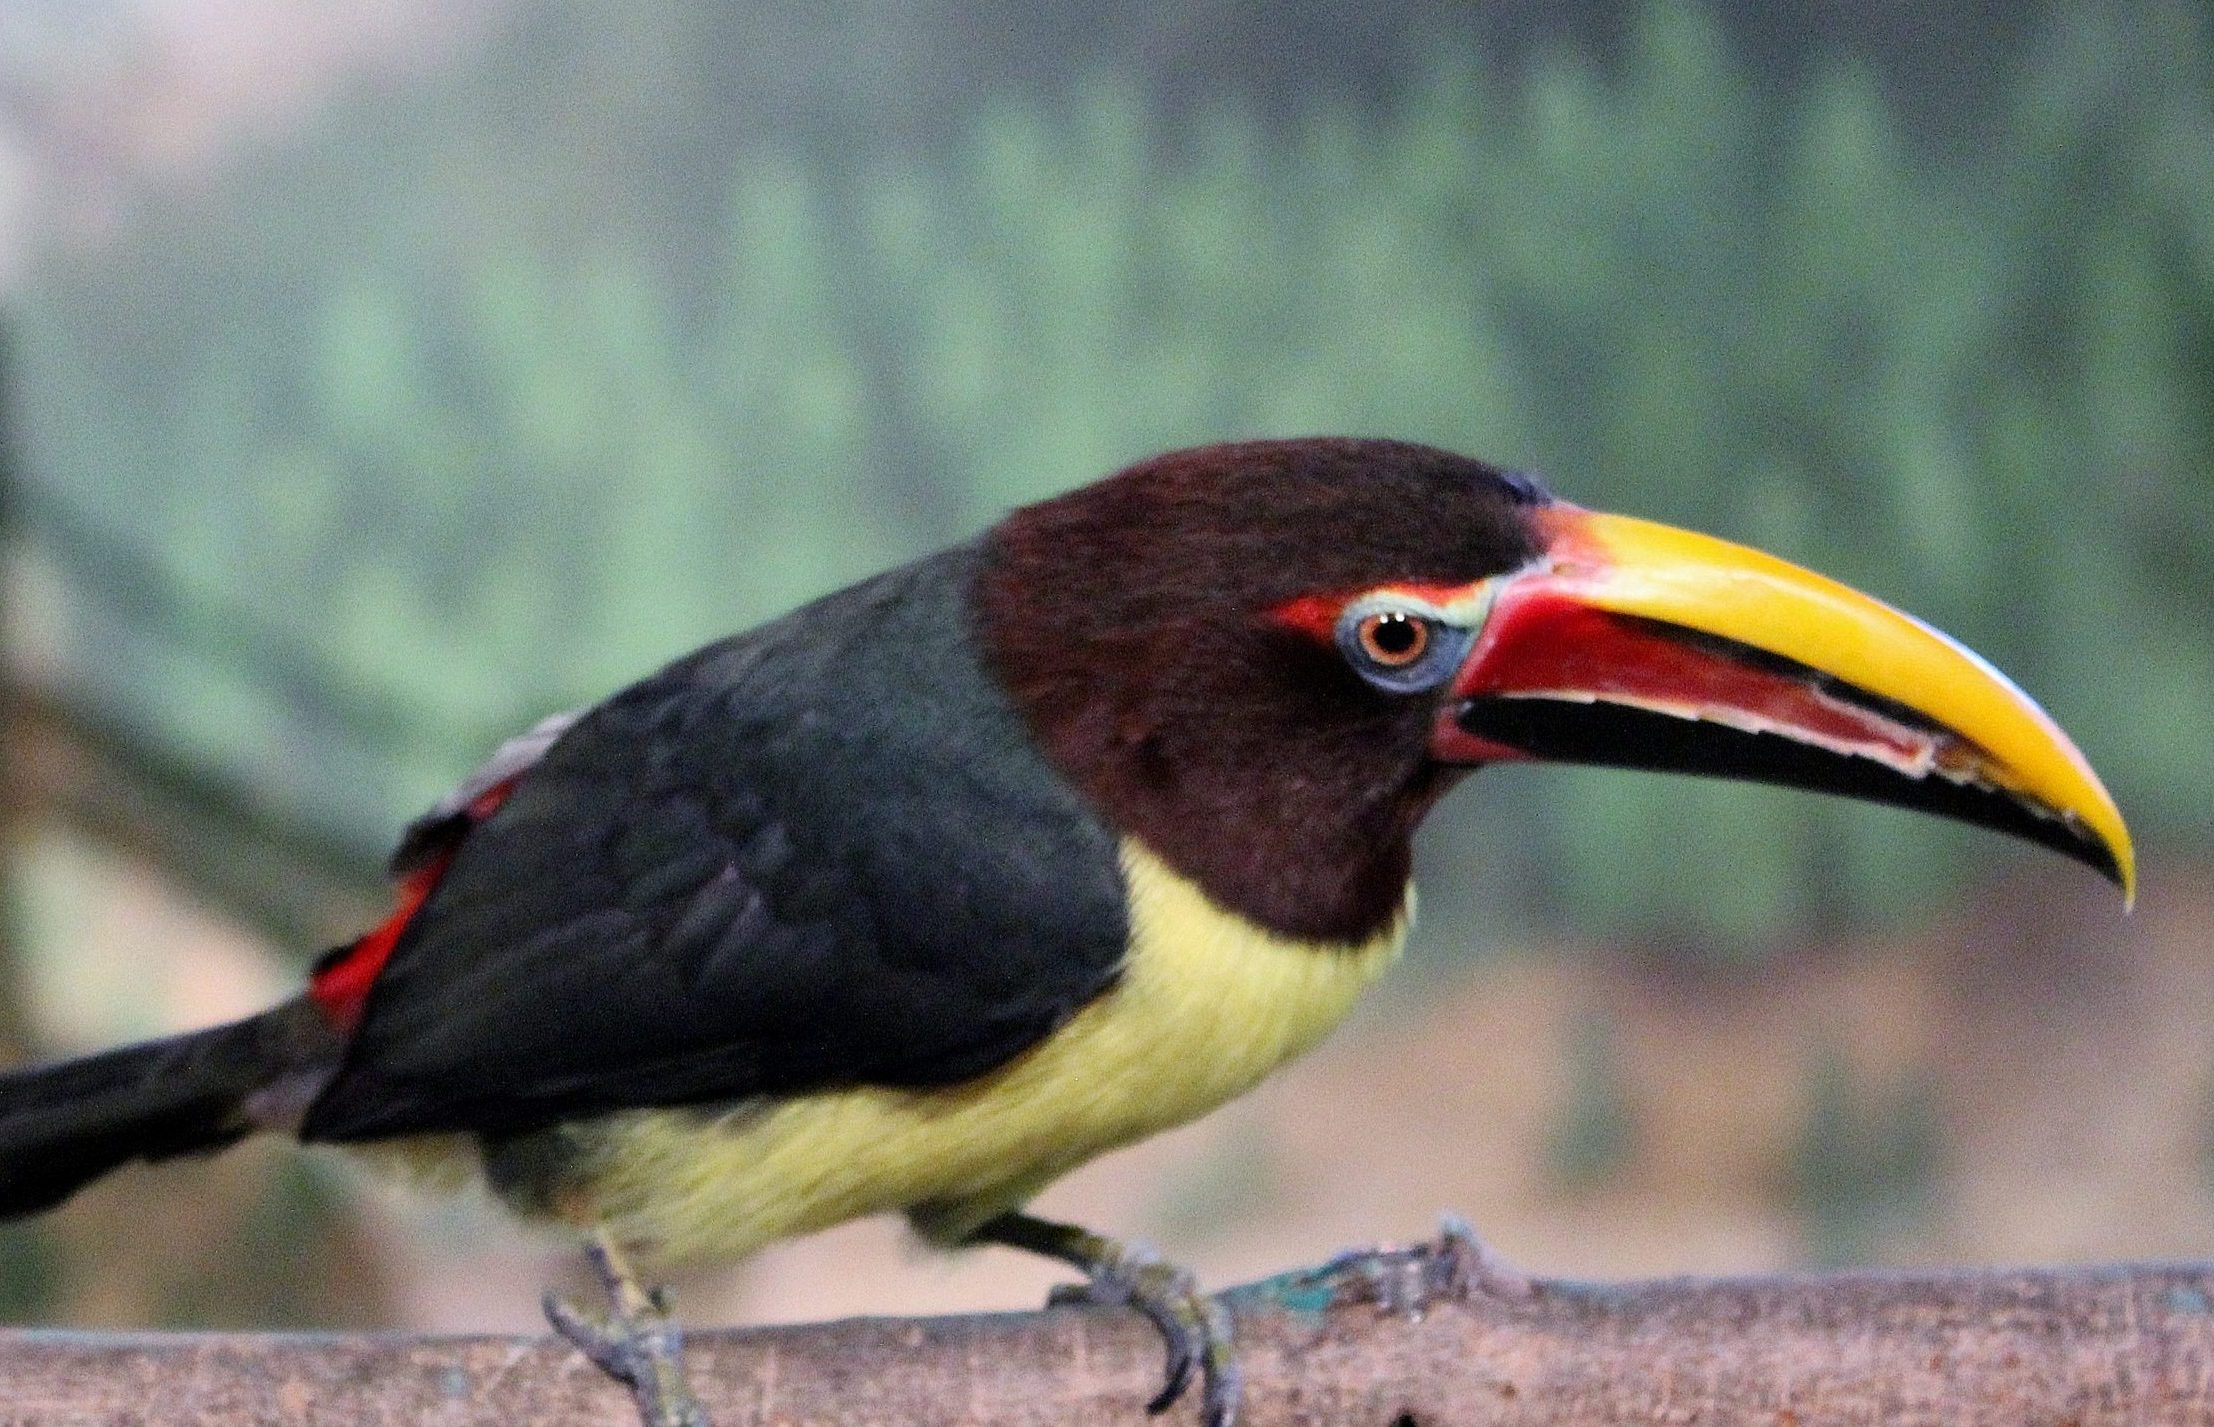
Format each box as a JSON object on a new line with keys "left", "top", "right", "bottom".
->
{"left": 1371, "top": 615, "right": 1420, "bottom": 657}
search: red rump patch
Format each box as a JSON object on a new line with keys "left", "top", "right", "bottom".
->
{"left": 310, "top": 780, "right": 516, "bottom": 1030}
{"left": 309, "top": 856, "right": 450, "bottom": 1029}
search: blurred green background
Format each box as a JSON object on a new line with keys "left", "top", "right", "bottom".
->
{"left": 0, "top": 0, "right": 2208, "bottom": 1334}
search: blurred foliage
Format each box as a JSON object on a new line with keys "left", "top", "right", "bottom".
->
{"left": 1548, "top": 1011, "right": 1637, "bottom": 1191}
{"left": 8, "top": 1, "right": 2211, "bottom": 958}
{"left": 0, "top": 1223, "right": 57, "bottom": 1321}
{"left": 158, "top": 1158, "right": 371, "bottom": 1329}
{"left": 1794, "top": 1046, "right": 1940, "bottom": 1266}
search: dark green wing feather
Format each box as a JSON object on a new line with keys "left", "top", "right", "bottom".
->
{"left": 302, "top": 545, "right": 1128, "bottom": 1141}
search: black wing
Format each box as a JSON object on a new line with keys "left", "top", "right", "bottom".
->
{"left": 301, "top": 544, "right": 1129, "bottom": 1141}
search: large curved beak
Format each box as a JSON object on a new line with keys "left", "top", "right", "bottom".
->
{"left": 1434, "top": 504, "right": 2134, "bottom": 902}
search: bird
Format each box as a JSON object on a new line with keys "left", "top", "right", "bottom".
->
{"left": 0, "top": 438, "right": 2132, "bottom": 1427}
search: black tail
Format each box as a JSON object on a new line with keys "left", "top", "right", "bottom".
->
{"left": 0, "top": 1002, "right": 335, "bottom": 1218}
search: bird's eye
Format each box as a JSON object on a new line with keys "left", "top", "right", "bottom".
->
{"left": 1333, "top": 601, "right": 1468, "bottom": 695}
{"left": 1356, "top": 612, "right": 1429, "bottom": 667}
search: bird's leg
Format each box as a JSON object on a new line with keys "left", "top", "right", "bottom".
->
{"left": 542, "top": 1231, "right": 713, "bottom": 1427}
{"left": 968, "top": 1211, "right": 1241, "bottom": 1427}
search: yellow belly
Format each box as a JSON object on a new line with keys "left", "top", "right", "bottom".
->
{"left": 570, "top": 838, "right": 1408, "bottom": 1264}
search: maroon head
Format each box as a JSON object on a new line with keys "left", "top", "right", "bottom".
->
{"left": 976, "top": 439, "right": 2131, "bottom": 943}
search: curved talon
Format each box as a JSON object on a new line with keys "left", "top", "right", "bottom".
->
{"left": 1086, "top": 1257, "right": 1233, "bottom": 1424}
{"left": 1144, "top": 1333, "right": 1196, "bottom": 1415}
{"left": 968, "top": 1212, "right": 1242, "bottom": 1427}
{"left": 1198, "top": 1306, "right": 1243, "bottom": 1427}
{"left": 1135, "top": 1286, "right": 1199, "bottom": 1414}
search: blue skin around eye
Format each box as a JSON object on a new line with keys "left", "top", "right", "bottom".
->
{"left": 1334, "top": 610, "right": 1476, "bottom": 696}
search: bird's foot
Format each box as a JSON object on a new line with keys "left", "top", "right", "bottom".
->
{"left": 1427, "top": 1212, "right": 1534, "bottom": 1304}
{"left": 1048, "top": 1242, "right": 1241, "bottom": 1425}
{"left": 543, "top": 1236, "right": 713, "bottom": 1427}
{"left": 966, "top": 1211, "right": 1239, "bottom": 1427}
{"left": 1322, "top": 1212, "right": 1535, "bottom": 1318}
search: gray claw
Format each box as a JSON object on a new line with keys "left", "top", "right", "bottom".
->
{"left": 1053, "top": 1245, "right": 1239, "bottom": 1427}
{"left": 1431, "top": 1212, "right": 1534, "bottom": 1302}
{"left": 1318, "top": 1213, "right": 1535, "bottom": 1320}
{"left": 544, "top": 1241, "right": 714, "bottom": 1427}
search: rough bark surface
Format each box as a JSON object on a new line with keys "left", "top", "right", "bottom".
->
{"left": 3, "top": 1247, "right": 2212, "bottom": 1426}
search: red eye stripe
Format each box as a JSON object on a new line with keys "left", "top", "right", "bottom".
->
{"left": 1270, "top": 593, "right": 1345, "bottom": 642}
{"left": 1268, "top": 581, "right": 1483, "bottom": 643}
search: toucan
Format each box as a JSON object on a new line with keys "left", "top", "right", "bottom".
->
{"left": 0, "top": 440, "right": 2132, "bottom": 1427}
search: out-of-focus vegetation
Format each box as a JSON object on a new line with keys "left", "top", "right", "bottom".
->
{"left": 10, "top": 1, "right": 2211, "bottom": 965}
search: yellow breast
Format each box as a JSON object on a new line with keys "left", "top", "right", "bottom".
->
{"left": 575, "top": 839, "right": 1408, "bottom": 1264}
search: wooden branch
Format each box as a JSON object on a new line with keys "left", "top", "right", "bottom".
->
{"left": 5, "top": 1243, "right": 2212, "bottom": 1426}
